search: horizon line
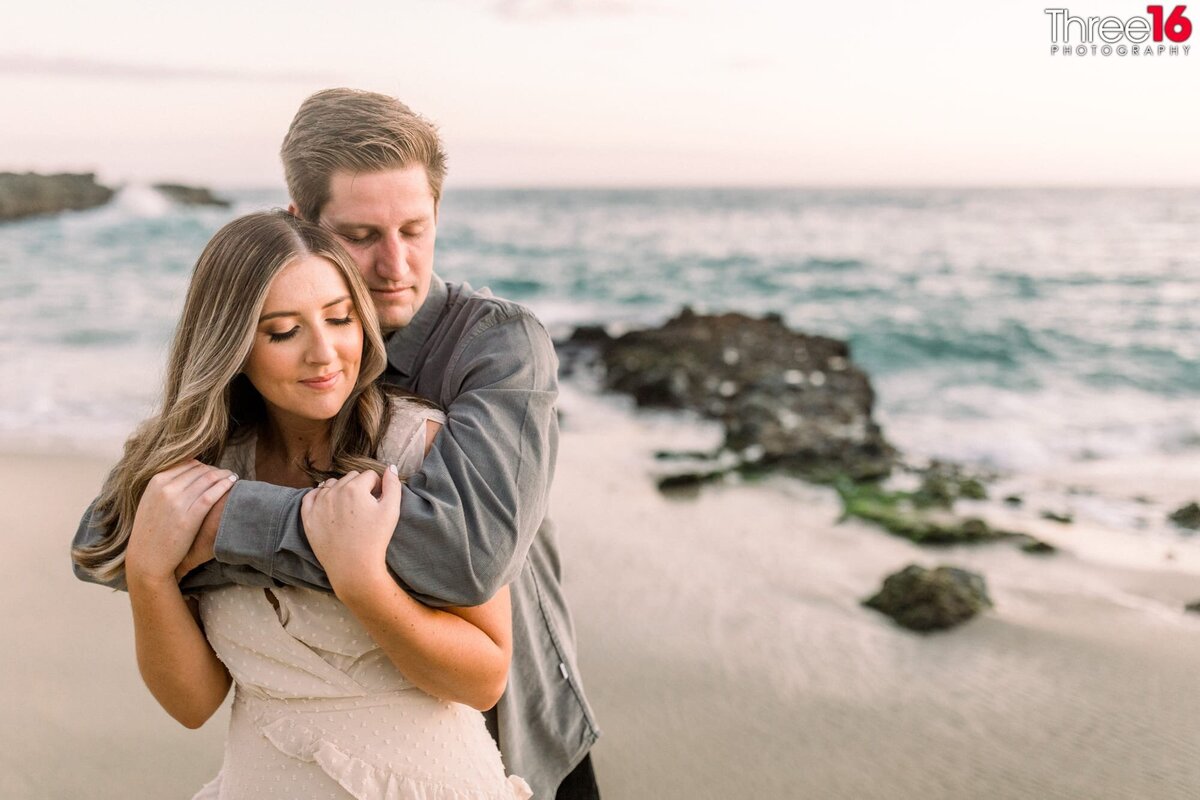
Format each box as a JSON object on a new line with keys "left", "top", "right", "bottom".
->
{"left": 12, "top": 173, "right": 1200, "bottom": 193}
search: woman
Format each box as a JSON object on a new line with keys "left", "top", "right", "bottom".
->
{"left": 72, "top": 211, "right": 532, "bottom": 799}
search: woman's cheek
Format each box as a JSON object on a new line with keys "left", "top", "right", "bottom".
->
{"left": 345, "top": 326, "right": 365, "bottom": 383}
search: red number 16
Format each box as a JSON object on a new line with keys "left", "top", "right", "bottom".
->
{"left": 1147, "top": 5, "right": 1193, "bottom": 42}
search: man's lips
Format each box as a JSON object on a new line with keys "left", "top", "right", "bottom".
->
{"left": 300, "top": 371, "right": 342, "bottom": 390}
{"left": 371, "top": 286, "right": 414, "bottom": 300}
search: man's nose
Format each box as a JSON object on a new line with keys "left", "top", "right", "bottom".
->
{"left": 374, "top": 231, "right": 410, "bottom": 281}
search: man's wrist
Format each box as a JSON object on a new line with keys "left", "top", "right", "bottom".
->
{"left": 211, "top": 481, "right": 295, "bottom": 575}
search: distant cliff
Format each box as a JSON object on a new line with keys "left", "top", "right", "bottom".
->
{"left": 152, "top": 183, "right": 231, "bottom": 207}
{"left": 0, "top": 172, "right": 115, "bottom": 221}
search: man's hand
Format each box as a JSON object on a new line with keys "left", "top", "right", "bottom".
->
{"left": 302, "top": 466, "right": 401, "bottom": 597}
{"left": 174, "top": 488, "right": 231, "bottom": 582}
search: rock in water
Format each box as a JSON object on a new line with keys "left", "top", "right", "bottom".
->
{"left": 592, "top": 308, "right": 895, "bottom": 480}
{"left": 0, "top": 172, "right": 115, "bottom": 221}
{"left": 863, "top": 564, "right": 992, "bottom": 632}
{"left": 1168, "top": 502, "right": 1200, "bottom": 530}
{"left": 152, "top": 183, "right": 232, "bottom": 207}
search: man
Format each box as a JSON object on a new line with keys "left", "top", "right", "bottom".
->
{"left": 75, "top": 88, "right": 600, "bottom": 799}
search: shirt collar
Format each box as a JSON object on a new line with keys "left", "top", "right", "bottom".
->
{"left": 384, "top": 274, "right": 448, "bottom": 377}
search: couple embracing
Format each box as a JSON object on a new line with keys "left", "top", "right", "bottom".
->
{"left": 72, "top": 89, "right": 601, "bottom": 799}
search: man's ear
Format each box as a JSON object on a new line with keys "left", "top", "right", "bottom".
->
{"left": 286, "top": 202, "right": 300, "bottom": 218}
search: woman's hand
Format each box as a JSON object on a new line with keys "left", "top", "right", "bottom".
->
{"left": 302, "top": 466, "right": 401, "bottom": 595}
{"left": 125, "top": 460, "right": 238, "bottom": 584}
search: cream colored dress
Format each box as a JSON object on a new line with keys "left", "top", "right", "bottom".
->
{"left": 192, "top": 399, "right": 532, "bottom": 800}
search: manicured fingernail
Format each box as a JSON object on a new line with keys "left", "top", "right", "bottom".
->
{"left": 389, "top": 464, "right": 399, "bottom": 476}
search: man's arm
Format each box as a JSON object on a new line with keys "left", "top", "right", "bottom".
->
{"left": 388, "top": 311, "right": 558, "bottom": 605}
{"left": 214, "top": 310, "right": 558, "bottom": 607}
{"left": 72, "top": 499, "right": 128, "bottom": 590}
{"left": 74, "top": 496, "right": 276, "bottom": 594}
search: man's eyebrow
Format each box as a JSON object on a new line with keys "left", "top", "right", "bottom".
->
{"left": 258, "top": 295, "right": 351, "bottom": 323}
{"left": 329, "top": 216, "right": 431, "bottom": 229}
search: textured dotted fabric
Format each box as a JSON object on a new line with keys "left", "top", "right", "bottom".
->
{"left": 194, "top": 400, "right": 532, "bottom": 800}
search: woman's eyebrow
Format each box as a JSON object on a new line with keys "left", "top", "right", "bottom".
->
{"left": 258, "top": 295, "right": 351, "bottom": 323}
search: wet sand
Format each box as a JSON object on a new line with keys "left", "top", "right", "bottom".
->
{"left": 3, "top": 392, "right": 1200, "bottom": 798}
{"left": 556, "top": 392, "right": 1200, "bottom": 799}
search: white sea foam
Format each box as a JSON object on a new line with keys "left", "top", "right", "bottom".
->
{"left": 112, "top": 184, "right": 173, "bottom": 217}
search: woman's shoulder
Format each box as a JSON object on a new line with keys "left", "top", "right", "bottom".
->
{"left": 385, "top": 390, "right": 446, "bottom": 426}
{"left": 377, "top": 391, "right": 445, "bottom": 474}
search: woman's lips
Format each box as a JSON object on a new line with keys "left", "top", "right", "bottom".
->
{"left": 300, "top": 371, "right": 342, "bottom": 390}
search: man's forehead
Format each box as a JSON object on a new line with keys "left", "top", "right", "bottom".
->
{"left": 322, "top": 167, "right": 436, "bottom": 225}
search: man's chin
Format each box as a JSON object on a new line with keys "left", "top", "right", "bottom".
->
{"left": 378, "top": 308, "right": 415, "bottom": 330}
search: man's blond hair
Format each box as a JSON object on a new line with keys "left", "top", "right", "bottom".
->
{"left": 281, "top": 88, "right": 448, "bottom": 221}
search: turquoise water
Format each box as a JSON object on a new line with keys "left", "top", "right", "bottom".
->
{"left": 1, "top": 185, "right": 1197, "bottom": 469}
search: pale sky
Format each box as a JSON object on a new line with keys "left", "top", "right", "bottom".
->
{"left": 1, "top": 0, "right": 1197, "bottom": 188}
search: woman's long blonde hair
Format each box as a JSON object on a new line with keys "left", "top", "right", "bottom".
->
{"left": 73, "top": 210, "right": 394, "bottom": 583}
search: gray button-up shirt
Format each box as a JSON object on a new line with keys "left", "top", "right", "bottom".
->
{"left": 73, "top": 276, "right": 599, "bottom": 798}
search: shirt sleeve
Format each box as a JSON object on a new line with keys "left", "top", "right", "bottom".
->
{"left": 213, "top": 480, "right": 332, "bottom": 591}
{"left": 214, "top": 308, "right": 559, "bottom": 607}
{"left": 72, "top": 496, "right": 264, "bottom": 593}
{"left": 392, "top": 311, "right": 559, "bottom": 606}
{"left": 71, "top": 498, "right": 128, "bottom": 590}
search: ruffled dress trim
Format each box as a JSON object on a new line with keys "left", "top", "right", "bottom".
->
{"left": 237, "top": 692, "right": 531, "bottom": 800}
{"left": 257, "top": 717, "right": 531, "bottom": 800}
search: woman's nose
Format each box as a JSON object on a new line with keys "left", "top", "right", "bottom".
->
{"left": 306, "top": 328, "right": 337, "bottom": 364}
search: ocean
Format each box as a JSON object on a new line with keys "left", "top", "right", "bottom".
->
{"left": 5, "top": 186, "right": 1200, "bottom": 798}
{"left": 1, "top": 184, "right": 1197, "bottom": 485}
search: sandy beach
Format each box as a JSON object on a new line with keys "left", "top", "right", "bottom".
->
{"left": 4, "top": 387, "right": 1200, "bottom": 798}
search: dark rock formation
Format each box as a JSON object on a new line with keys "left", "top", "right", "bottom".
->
{"left": 1169, "top": 502, "right": 1200, "bottom": 530}
{"left": 1039, "top": 510, "right": 1074, "bottom": 524}
{"left": 1185, "top": 600, "right": 1200, "bottom": 614}
{"left": 559, "top": 309, "right": 895, "bottom": 481}
{"left": 152, "top": 183, "right": 232, "bottom": 207}
{"left": 1016, "top": 536, "right": 1057, "bottom": 555}
{"left": 863, "top": 564, "right": 992, "bottom": 632}
{"left": 656, "top": 470, "right": 727, "bottom": 494}
{"left": 0, "top": 172, "right": 114, "bottom": 221}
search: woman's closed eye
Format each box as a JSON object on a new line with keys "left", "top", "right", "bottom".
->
{"left": 267, "top": 318, "right": 351, "bottom": 342}
{"left": 267, "top": 327, "right": 299, "bottom": 343}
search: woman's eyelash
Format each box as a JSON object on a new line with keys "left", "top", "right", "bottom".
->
{"left": 268, "top": 328, "right": 299, "bottom": 343}
{"left": 267, "top": 317, "right": 351, "bottom": 342}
